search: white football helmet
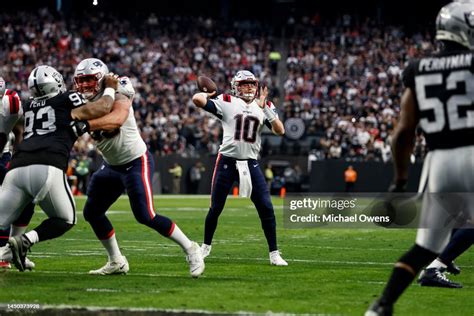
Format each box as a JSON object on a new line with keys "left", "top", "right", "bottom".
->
{"left": 231, "top": 70, "right": 258, "bottom": 102}
{"left": 73, "top": 58, "right": 109, "bottom": 100}
{"left": 436, "top": 0, "right": 474, "bottom": 49}
{"left": 28, "top": 65, "right": 66, "bottom": 100}
{"left": 0, "top": 77, "right": 5, "bottom": 96}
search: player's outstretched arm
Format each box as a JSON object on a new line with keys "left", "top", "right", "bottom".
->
{"left": 71, "top": 74, "right": 119, "bottom": 121}
{"left": 391, "top": 88, "right": 419, "bottom": 184}
{"left": 87, "top": 94, "right": 131, "bottom": 132}
{"left": 192, "top": 91, "right": 217, "bottom": 108}
{"left": 257, "top": 86, "right": 285, "bottom": 136}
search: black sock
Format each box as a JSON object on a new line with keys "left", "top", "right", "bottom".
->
{"left": 380, "top": 244, "right": 437, "bottom": 305}
{"left": 34, "top": 218, "right": 74, "bottom": 242}
{"left": 204, "top": 208, "right": 220, "bottom": 245}
{"left": 260, "top": 216, "right": 277, "bottom": 252}
{"left": 380, "top": 267, "right": 417, "bottom": 305}
{"left": 439, "top": 228, "right": 474, "bottom": 264}
{"left": 0, "top": 228, "right": 9, "bottom": 247}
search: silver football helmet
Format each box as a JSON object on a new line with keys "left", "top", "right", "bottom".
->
{"left": 231, "top": 70, "right": 258, "bottom": 102}
{"left": 73, "top": 58, "right": 109, "bottom": 100}
{"left": 0, "top": 77, "right": 5, "bottom": 95}
{"left": 436, "top": 0, "right": 474, "bottom": 49}
{"left": 28, "top": 66, "right": 66, "bottom": 100}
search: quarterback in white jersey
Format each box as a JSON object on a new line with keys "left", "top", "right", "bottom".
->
{"left": 192, "top": 70, "right": 288, "bottom": 266}
{"left": 71, "top": 58, "right": 204, "bottom": 277}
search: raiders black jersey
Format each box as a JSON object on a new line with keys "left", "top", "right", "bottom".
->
{"left": 9, "top": 91, "right": 86, "bottom": 171}
{"left": 403, "top": 50, "right": 474, "bottom": 150}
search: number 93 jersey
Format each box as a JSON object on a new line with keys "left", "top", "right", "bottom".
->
{"left": 206, "top": 94, "right": 278, "bottom": 160}
{"left": 11, "top": 91, "right": 86, "bottom": 171}
{"left": 402, "top": 50, "right": 474, "bottom": 150}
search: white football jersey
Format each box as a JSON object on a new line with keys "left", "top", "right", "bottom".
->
{"left": 95, "top": 77, "right": 146, "bottom": 166}
{"left": 208, "top": 94, "right": 278, "bottom": 160}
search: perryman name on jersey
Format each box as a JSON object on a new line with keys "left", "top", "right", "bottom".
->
{"left": 418, "top": 53, "right": 472, "bottom": 72}
{"left": 403, "top": 50, "right": 474, "bottom": 150}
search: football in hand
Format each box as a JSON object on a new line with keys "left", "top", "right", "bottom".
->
{"left": 197, "top": 76, "right": 217, "bottom": 94}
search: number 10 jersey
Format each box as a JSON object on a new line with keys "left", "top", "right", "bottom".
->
{"left": 10, "top": 91, "right": 86, "bottom": 172}
{"left": 402, "top": 50, "right": 474, "bottom": 150}
{"left": 205, "top": 94, "right": 278, "bottom": 160}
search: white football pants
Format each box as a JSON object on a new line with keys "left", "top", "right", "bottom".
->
{"left": 0, "top": 164, "right": 76, "bottom": 229}
{"left": 416, "top": 145, "right": 474, "bottom": 253}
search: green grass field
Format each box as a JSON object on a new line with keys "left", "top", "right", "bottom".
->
{"left": 0, "top": 196, "right": 472, "bottom": 315}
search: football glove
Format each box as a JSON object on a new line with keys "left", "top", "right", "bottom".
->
{"left": 70, "top": 120, "right": 90, "bottom": 137}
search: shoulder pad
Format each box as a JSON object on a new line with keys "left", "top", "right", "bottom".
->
{"left": 2, "top": 89, "right": 22, "bottom": 116}
{"left": 117, "top": 76, "right": 135, "bottom": 99}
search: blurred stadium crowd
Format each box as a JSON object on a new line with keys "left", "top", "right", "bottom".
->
{"left": 0, "top": 8, "right": 432, "bottom": 162}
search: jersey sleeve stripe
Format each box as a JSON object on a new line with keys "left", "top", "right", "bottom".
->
{"left": 11, "top": 94, "right": 19, "bottom": 114}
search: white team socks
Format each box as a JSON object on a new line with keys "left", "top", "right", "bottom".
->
{"left": 168, "top": 224, "right": 193, "bottom": 252}
{"left": 426, "top": 258, "right": 447, "bottom": 270}
{"left": 100, "top": 234, "right": 123, "bottom": 262}
{"left": 10, "top": 225, "right": 28, "bottom": 237}
{"left": 25, "top": 230, "right": 39, "bottom": 244}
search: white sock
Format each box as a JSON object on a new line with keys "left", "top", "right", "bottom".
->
{"left": 25, "top": 230, "right": 39, "bottom": 245}
{"left": 426, "top": 258, "right": 447, "bottom": 270}
{"left": 100, "top": 234, "right": 122, "bottom": 262}
{"left": 168, "top": 224, "right": 193, "bottom": 252}
{"left": 10, "top": 225, "right": 28, "bottom": 237}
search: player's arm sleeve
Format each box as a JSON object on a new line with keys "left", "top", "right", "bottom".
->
{"left": 401, "top": 61, "right": 420, "bottom": 116}
{"left": 203, "top": 95, "right": 224, "bottom": 120}
{"left": 401, "top": 61, "right": 416, "bottom": 90}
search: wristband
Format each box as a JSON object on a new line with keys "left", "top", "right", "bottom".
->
{"left": 262, "top": 104, "right": 277, "bottom": 122}
{"left": 103, "top": 87, "right": 116, "bottom": 100}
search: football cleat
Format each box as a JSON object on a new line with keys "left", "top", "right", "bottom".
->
{"left": 445, "top": 261, "right": 461, "bottom": 275}
{"left": 1, "top": 244, "right": 35, "bottom": 270}
{"left": 269, "top": 250, "right": 288, "bottom": 266}
{"left": 365, "top": 299, "right": 393, "bottom": 316}
{"left": 186, "top": 242, "right": 205, "bottom": 278}
{"left": 89, "top": 256, "right": 129, "bottom": 275}
{"left": 8, "top": 235, "right": 32, "bottom": 272}
{"left": 201, "top": 244, "right": 212, "bottom": 259}
{"left": 417, "top": 268, "right": 462, "bottom": 288}
{"left": 0, "top": 260, "right": 11, "bottom": 269}
{"left": 24, "top": 257, "right": 35, "bottom": 270}
{"left": 0, "top": 245, "right": 12, "bottom": 261}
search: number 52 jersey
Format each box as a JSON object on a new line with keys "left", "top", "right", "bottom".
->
{"left": 402, "top": 50, "right": 474, "bottom": 150}
{"left": 205, "top": 94, "right": 278, "bottom": 160}
{"left": 10, "top": 91, "right": 86, "bottom": 172}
